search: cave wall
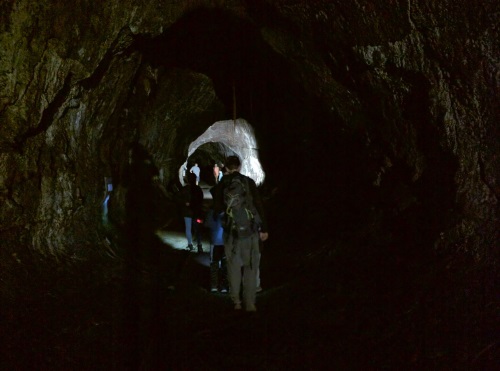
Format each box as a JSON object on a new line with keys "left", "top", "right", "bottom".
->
{"left": 0, "top": 1, "right": 191, "bottom": 253}
{"left": 250, "top": 0, "right": 499, "bottom": 258}
{"left": 0, "top": 0, "right": 498, "bottom": 263}
{"left": 132, "top": 67, "right": 225, "bottom": 179}
{"left": 102, "top": 65, "right": 226, "bottom": 226}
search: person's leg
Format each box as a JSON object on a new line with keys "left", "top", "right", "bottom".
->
{"left": 210, "top": 245, "right": 224, "bottom": 291}
{"left": 241, "top": 234, "right": 260, "bottom": 311}
{"left": 212, "top": 245, "right": 224, "bottom": 265}
{"left": 225, "top": 235, "right": 242, "bottom": 308}
{"left": 220, "top": 249, "right": 228, "bottom": 292}
{"left": 210, "top": 245, "right": 219, "bottom": 291}
{"left": 184, "top": 217, "right": 193, "bottom": 249}
{"left": 193, "top": 219, "right": 202, "bottom": 252}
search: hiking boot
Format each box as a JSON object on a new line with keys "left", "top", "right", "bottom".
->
{"left": 197, "top": 244, "right": 203, "bottom": 253}
{"left": 187, "top": 244, "right": 193, "bottom": 251}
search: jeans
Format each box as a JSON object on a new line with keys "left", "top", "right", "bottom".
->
{"left": 184, "top": 217, "right": 201, "bottom": 246}
{"left": 210, "top": 245, "right": 227, "bottom": 289}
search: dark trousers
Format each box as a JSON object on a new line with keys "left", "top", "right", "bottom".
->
{"left": 210, "top": 245, "right": 227, "bottom": 289}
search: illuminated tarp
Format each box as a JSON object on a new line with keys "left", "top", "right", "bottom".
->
{"left": 180, "top": 118, "right": 265, "bottom": 185}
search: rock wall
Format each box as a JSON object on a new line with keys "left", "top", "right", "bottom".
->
{"left": 0, "top": 0, "right": 498, "bottom": 263}
{"left": 252, "top": 0, "right": 499, "bottom": 259}
{"left": 0, "top": 1, "right": 188, "bottom": 253}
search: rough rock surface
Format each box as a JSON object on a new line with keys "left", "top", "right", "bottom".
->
{"left": 0, "top": 0, "right": 498, "bottom": 368}
{"left": 1, "top": 0, "right": 497, "bottom": 256}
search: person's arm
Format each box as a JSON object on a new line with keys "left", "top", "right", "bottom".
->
{"left": 248, "top": 178, "right": 268, "bottom": 235}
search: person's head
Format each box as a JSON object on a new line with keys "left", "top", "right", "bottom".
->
{"left": 225, "top": 156, "right": 241, "bottom": 172}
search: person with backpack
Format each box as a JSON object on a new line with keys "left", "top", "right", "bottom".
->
{"left": 213, "top": 155, "right": 269, "bottom": 312}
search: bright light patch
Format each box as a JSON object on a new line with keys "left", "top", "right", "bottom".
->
{"left": 156, "top": 230, "right": 211, "bottom": 267}
{"left": 180, "top": 118, "right": 265, "bottom": 185}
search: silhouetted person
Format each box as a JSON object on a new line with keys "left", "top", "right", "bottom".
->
{"left": 122, "top": 143, "right": 166, "bottom": 369}
{"left": 178, "top": 172, "right": 204, "bottom": 252}
{"left": 207, "top": 184, "right": 228, "bottom": 292}
{"left": 213, "top": 155, "right": 269, "bottom": 312}
{"left": 189, "top": 162, "right": 201, "bottom": 185}
{"left": 213, "top": 163, "right": 220, "bottom": 184}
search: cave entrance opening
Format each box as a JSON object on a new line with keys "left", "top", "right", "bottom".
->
{"left": 179, "top": 118, "right": 265, "bottom": 188}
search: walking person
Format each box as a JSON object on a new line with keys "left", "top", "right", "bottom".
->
{"left": 189, "top": 163, "right": 201, "bottom": 186}
{"left": 213, "top": 156, "right": 269, "bottom": 312}
{"left": 178, "top": 173, "right": 204, "bottom": 252}
{"left": 213, "top": 163, "right": 220, "bottom": 184}
{"left": 205, "top": 204, "right": 228, "bottom": 293}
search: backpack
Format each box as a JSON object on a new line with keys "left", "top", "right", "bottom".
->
{"left": 223, "top": 175, "right": 260, "bottom": 238}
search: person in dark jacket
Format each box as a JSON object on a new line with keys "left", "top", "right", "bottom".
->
{"left": 205, "top": 205, "right": 228, "bottom": 292}
{"left": 212, "top": 155, "right": 269, "bottom": 312}
{"left": 179, "top": 172, "right": 204, "bottom": 252}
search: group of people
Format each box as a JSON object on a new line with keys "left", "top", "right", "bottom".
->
{"left": 179, "top": 156, "right": 269, "bottom": 312}
{"left": 187, "top": 162, "right": 224, "bottom": 187}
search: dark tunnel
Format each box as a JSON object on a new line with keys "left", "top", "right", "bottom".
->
{"left": 101, "top": 8, "right": 468, "bottom": 367}
{"left": 129, "top": 8, "right": 456, "bottom": 254}
{"left": 1, "top": 3, "right": 498, "bottom": 370}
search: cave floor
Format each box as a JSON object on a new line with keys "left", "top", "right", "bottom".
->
{"left": 3, "top": 223, "right": 405, "bottom": 370}
{"left": 111, "top": 226, "right": 375, "bottom": 370}
{"left": 3, "top": 183, "right": 497, "bottom": 370}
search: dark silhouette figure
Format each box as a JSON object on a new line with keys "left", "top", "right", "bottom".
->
{"left": 207, "top": 184, "right": 228, "bottom": 292}
{"left": 120, "top": 144, "right": 168, "bottom": 370}
{"left": 213, "top": 155, "right": 269, "bottom": 312}
{"left": 178, "top": 172, "right": 204, "bottom": 252}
